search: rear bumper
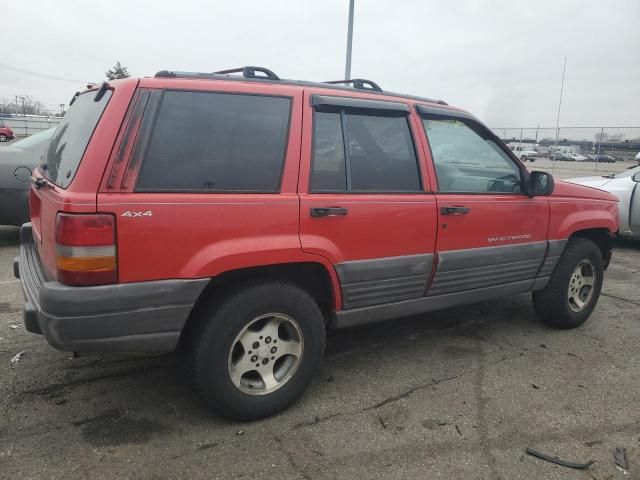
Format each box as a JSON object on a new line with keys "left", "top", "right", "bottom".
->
{"left": 15, "top": 223, "right": 208, "bottom": 353}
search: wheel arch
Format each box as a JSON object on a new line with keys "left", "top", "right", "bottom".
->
{"left": 179, "top": 261, "right": 340, "bottom": 346}
{"left": 568, "top": 227, "right": 613, "bottom": 267}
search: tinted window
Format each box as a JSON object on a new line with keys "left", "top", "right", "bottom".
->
{"left": 43, "top": 91, "right": 112, "bottom": 188}
{"left": 310, "top": 109, "right": 421, "bottom": 192}
{"left": 346, "top": 113, "right": 420, "bottom": 192}
{"left": 136, "top": 91, "right": 291, "bottom": 192}
{"left": 310, "top": 111, "right": 346, "bottom": 192}
{"left": 423, "top": 118, "right": 521, "bottom": 193}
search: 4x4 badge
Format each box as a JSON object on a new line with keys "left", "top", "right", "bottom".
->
{"left": 121, "top": 210, "right": 153, "bottom": 218}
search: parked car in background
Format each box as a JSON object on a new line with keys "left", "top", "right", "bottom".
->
{"left": 0, "top": 125, "right": 15, "bottom": 142}
{"left": 635, "top": 151, "right": 640, "bottom": 165}
{"left": 566, "top": 153, "right": 589, "bottom": 162}
{"left": 508, "top": 144, "right": 538, "bottom": 162}
{"left": 588, "top": 154, "right": 616, "bottom": 163}
{"left": 550, "top": 152, "right": 571, "bottom": 161}
{"left": 0, "top": 128, "right": 55, "bottom": 225}
{"left": 568, "top": 166, "right": 640, "bottom": 239}
{"left": 16, "top": 69, "right": 617, "bottom": 420}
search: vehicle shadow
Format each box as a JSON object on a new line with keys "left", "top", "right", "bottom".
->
{"left": 19, "top": 293, "right": 539, "bottom": 430}
{"left": 0, "top": 225, "right": 19, "bottom": 247}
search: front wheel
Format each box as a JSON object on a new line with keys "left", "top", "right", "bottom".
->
{"left": 0, "top": 134, "right": 7, "bottom": 142}
{"left": 187, "top": 282, "right": 326, "bottom": 420}
{"left": 532, "top": 237, "right": 604, "bottom": 329}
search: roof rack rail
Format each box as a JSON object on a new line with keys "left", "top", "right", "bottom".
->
{"left": 214, "top": 66, "right": 280, "bottom": 80}
{"left": 324, "top": 78, "right": 382, "bottom": 92}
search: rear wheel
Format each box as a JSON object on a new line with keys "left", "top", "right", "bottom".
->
{"left": 521, "top": 155, "right": 528, "bottom": 162}
{"left": 532, "top": 237, "right": 604, "bottom": 329}
{"left": 0, "top": 134, "right": 7, "bottom": 142}
{"left": 188, "top": 282, "right": 326, "bottom": 420}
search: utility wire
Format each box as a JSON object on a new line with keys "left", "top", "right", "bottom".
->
{"left": 0, "top": 63, "right": 90, "bottom": 84}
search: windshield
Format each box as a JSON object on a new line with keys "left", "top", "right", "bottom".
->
{"left": 42, "top": 90, "right": 112, "bottom": 188}
{"left": 12, "top": 128, "right": 55, "bottom": 148}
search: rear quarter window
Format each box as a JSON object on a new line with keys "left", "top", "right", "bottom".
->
{"left": 135, "top": 91, "right": 291, "bottom": 193}
{"left": 43, "top": 90, "right": 112, "bottom": 188}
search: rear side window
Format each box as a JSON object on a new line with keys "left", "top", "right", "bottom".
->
{"left": 135, "top": 91, "right": 291, "bottom": 192}
{"left": 311, "top": 109, "right": 421, "bottom": 192}
{"left": 43, "top": 90, "right": 112, "bottom": 188}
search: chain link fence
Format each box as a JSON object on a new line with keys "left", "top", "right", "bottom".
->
{"left": 491, "top": 126, "right": 640, "bottom": 161}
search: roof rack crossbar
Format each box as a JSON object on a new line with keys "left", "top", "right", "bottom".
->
{"left": 214, "top": 66, "right": 280, "bottom": 80}
{"left": 324, "top": 78, "right": 382, "bottom": 92}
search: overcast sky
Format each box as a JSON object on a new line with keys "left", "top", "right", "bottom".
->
{"left": 1, "top": 0, "right": 639, "bottom": 129}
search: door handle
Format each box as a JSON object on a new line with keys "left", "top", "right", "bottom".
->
{"left": 310, "top": 207, "right": 349, "bottom": 217}
{"left": 440, "top": 206, "right": 470, "bottom": 215}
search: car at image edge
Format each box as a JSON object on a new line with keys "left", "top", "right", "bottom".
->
{"left": 0, "top": 128, "right": 55, "bottom": 226}
{"left": 0, "top": 124, "right": 15, "bottom": 142}
{"left": 15, "top": 68, "right": 619, "bottom": 420}
{"left": 568, "top": 165, "right": 640, "bottom": 239}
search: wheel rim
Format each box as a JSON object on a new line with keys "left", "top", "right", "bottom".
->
{"left": 567, "top": 259, "right": 597, "bottom": 313}
{"left": 0, "top": 135, "right": 7, "bottom": 142}
{"left": 227, "top": 313, "right": 304, "bottom": 396}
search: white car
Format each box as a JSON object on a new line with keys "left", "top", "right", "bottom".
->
{"left": 508, "top": 145, "right": 538, "bottom": 162}
{"left": 568, "top": 166, "right": 640, "bottom": 239}
{"left": 635, "top": 151, "right": 640, "bottom": 165}
{"left": 566, "top": 153, "right": 589, "bottom": 162}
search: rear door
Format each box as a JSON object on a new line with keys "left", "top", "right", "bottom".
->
{"left": 299, "top": 91, "right": 438, "bottom": 310}
{"left": 416, "top": 106, "right": 550, "bottom": 296}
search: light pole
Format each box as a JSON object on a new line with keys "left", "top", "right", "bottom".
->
{"left": 344, "top": 0, "right": 355, "bottom": 80}
{"left": 552, "top": 57, "right": 567, "bottom": 171}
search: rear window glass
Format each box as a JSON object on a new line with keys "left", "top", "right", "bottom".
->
{"left": 135, "top": 91, "right": 291, "bottom": 193}
{"left": 43, "top": 91, "right": 112, "bottom": 188}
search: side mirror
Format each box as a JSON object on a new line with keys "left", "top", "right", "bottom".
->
{"left": 633, "top": 171, "right": 640, "bottom": 183}
{"left": 528, "top": 171, "right": 554, "bottom": 196}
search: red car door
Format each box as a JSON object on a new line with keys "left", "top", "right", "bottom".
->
{"left": 415, "top": 106, "right": 550, "bottom": 296}
{"left": 298, "top": 90, "right": 438, "bottom": 310}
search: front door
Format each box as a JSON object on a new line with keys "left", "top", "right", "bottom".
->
{"left": 298, "top": 91, "right": 438, "bottom": 310}
{"left": 417, "top": 109, "right": 550, "bottom": 296}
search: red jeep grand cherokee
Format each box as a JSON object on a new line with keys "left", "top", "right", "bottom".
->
{"left": 15, "top": 67, "right": 618, "bottom": 419}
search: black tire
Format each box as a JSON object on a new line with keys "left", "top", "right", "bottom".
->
{"left": 521, "top": 156, "right": 528, "bottom": 162}
{"left": 187, "top": 282, "right": 326, "bottom": 420}
{"left": 0, "top": 134, "right": 7, "bottom": 142}
{"left": 532, "top": 237, "right": 604, "bottom": 329}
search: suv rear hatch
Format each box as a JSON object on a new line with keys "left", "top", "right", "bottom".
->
{"left": 30, "top": 79, "right": 138, "bottom": 282}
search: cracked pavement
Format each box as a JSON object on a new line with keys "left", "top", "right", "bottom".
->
{"left": 1, "top": 191, "right": 640, "bottom": 478}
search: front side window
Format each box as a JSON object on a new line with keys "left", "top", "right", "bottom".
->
{"left": 423, "top": 117, "right": 522, "bottom": 193}
{"left": 136, "top": 91, "right": 291, "bottom": 192}
{"left": 311, "top": 109, "right": 421, "bottom": 193}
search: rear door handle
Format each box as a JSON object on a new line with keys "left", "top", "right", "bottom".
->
{"left": 310, "top": 207, "right": 349, "bottom": 217}
{"left": 440, "top": 206, "right": 470, "bottom": 215}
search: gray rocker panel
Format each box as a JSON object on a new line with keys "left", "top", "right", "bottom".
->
{"left": 335, "top": 254, "right": 433, "bottom": 309}
{"left": 428, "top": 241, "right": 547, "bottom": 296}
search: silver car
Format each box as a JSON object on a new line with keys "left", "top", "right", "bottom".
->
{"left": 568, "top": 166, "right": 640, "bottom": 239}
{"left": 0, "top": 129, "right": 54, "bottom": 226}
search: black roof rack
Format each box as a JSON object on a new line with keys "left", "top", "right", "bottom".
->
{"left": 324, "top": 78, "right": 382, "bottom": 92}
{"left": 152, "top": 68, "right": 448, "bottom": 106}
{"left": 214, "top": 66, "right": 280, "bottom": 80}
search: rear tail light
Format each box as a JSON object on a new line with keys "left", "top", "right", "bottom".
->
{"left": 55, "top": 213, "right": 117, "bottom": 286}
